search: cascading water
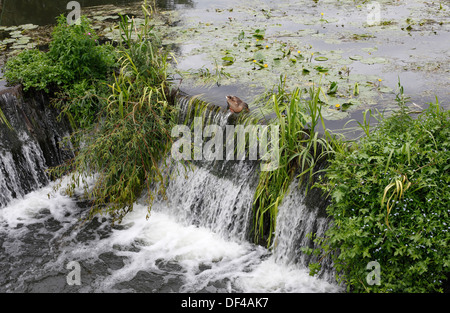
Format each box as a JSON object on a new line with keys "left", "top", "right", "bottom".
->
{"left": 0, "top": 88, "right": 72, "bottom": 208}
{"left": 0, "top": 88, "right": 342, "bottom": 293}
{"left": 154, "top": 160, "right": 258, "bottom": 242}
{"left": 272, "top": 178, "right": 336, "bottom": 283}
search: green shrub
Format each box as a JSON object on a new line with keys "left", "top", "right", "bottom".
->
{"left": 3, "top": 49, "right": 67, "bottom": 92}
{"left": 3, "top": 15, "right": 118, "bottom": 128}
{"left": 52, "top": 79, "right": 109, "bottom": 129}
{"left": 312, "top": 90, "right": 450, "bottom": 292}
{"left": 3, "top": 15, "right": 116, "bottom": 93}
{"left": 48, "top": 15, "right": 116, "bottom": 83}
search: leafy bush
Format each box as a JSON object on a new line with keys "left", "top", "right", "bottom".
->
{"left": 52, "top": 79, "right": 109, "bottom": 129}
{"left": 3, "top": 15, "right": 117, "bottom": 128}
{"left": 48, "top": 15, "right": 116, "bottom": 83}
{"left": 312, "top": 90, "right": 450, "bottom": 292}
{"left": 3, "top": 49, "right": 67, "bottom": 92}
{"left": 4, "top": 15, "right": 115, "bottom": 91}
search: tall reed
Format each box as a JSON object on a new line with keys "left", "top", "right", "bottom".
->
{"left": 251, "top": 82, "right": 333, "bottom": 247}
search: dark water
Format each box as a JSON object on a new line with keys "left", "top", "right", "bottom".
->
{"left": 0, "top": 0, "right": 198, "bottom": 26}
{"left": 0, "top": 0, "right": 139, "bottom": 26}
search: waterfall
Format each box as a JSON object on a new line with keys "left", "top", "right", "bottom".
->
{"left": 153, "top": 160, "right": 259, "bottom": 242}
{"left": 0, "top": 88, "right": 341, "bottom": 292}
{"left": 272, "top": 178, "right": 336, "bottom": 283}
{"left": 0, "top": 86, "right": 72, "bottom": 208}
{"left": 0, "top": 131, "right": 48, "bottom": 207}
{"left": 153, "top": 95, "right": 338, "bottom": 282}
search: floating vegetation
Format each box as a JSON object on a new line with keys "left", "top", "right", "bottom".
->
{"left": 151, "top": 0, "right": 450, "bottom": 120}
{"left": 360, "top": 57, "right": 389, "bottom": 65}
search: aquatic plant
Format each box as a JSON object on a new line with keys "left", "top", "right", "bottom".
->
{"left": 182, "top": 60, "right": 232, "bottom": 87}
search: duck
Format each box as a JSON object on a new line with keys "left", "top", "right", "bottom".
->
{"left": 226, "top": 95, "right": 249, "bottom": 113}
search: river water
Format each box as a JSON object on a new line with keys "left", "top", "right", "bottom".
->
{"left": 0, "top": 167, "right": 341, "bottom": 293}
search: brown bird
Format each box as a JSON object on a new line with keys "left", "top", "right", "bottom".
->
{"left": 226, "top": 95, "right": 249, "bottom": 113}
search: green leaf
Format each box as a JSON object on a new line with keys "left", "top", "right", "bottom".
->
{"left": 327, "top": 81, "right": 338, "bottom": 95}
{"left": 333, "top": 189, "right": 345, "bottom": 203}
{"left": 238, "top": 30, "right": 245, "bottom": 40}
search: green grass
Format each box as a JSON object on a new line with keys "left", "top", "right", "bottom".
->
{"left": 0, "top": 108, "right": 12, "bottom": 130}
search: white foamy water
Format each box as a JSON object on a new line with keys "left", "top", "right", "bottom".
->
{"left": 93, "top": 203, "right": 340, "bottom": 293}
{"left": 0, "top": 132, "right": 49, "bottom": 208}
{"left": 0, "top": 167, "right": 342, "bottom": 293}
{"left": 271, "top": 178, "right": 336, "bottom": 282}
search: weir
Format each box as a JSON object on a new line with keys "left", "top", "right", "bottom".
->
{"left": 0, "top": 86, "right": 340, "bottom": 291}
{"left": 152, "top": 93, "right": 338, "bottom": 282}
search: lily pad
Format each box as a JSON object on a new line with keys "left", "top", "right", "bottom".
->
{"left": 336, "top": 59, "right": 353, "bottom": 65}
{"left": 361, "top": 47, "right": 378, "bottom": 53}
{"left": 314, "top": 56, "right": 328, "bottom": 61}
{"left": 378, "top": 86, "right": 394, "bottom": 93}
{"left": 4, "top": 26, "right": 19, "bottom": 31}
{"left": 11, "top": 44, "right": 29, "bottom": 50}
{"left": 349, "top": 55, "right": 363, "bottom": 61}
{"left": 341, "top": 102, "right": 355, "bottom": 111}
{"left": 360, "top": 57, "right": 388, "bottom": 64}
{"left": 324, "top": 38, "right": 343, "bottom": 45}
{"left": 222, "top": 55, "right": 235, "bottom": 65}
{"left": 10, "top": 31, "right": 23, "bottom": 38}
{"left": 1, "top": 38, "right": 16, "bottom": 44}
{"left": 20, "top": 24, "right": 39, "bottom": 30}
{"left": 321, "top": 107, "right": 350, "bottom": 120}
{"left": 16, "top": 37, "right": 31, "bottom": 45}
{"left": 315, "top": 66, "right": 329, "bottom": 73}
